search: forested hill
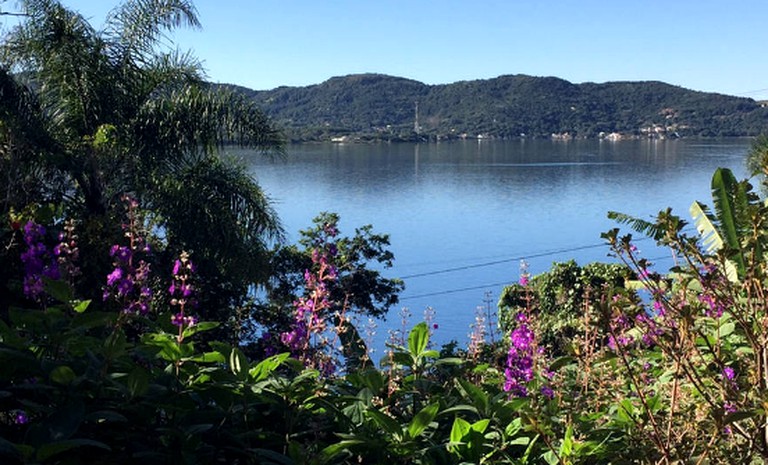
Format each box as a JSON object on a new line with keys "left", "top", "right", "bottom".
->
{"left": 223, "top": 73, "right": 768, "bottom": 142}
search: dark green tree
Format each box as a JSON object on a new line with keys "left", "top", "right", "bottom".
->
{"left": 247, "top": 212, "right": 404, "bottom": 353}
{"left": 747, "top": 134, "right": 768, "bottom": 193}
{"left": 0, "top": 0, "right": 284, "bottom": 331}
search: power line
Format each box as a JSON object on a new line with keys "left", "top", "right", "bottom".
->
{"left": 399, "top": 238, "right": 665, "bottom": 280}
{"left": 399, "top": 253, "right": 676, "bottom": 301}
{"left": 400, "top": 281, "right": 513, "bottom": 300}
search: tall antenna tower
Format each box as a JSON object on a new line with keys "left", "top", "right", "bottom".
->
{"left": 414, "top": 101, "right": 421, "bottom": 135}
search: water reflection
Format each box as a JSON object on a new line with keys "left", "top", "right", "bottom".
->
{"left": 236, "top": 138, "right": 752, "bottom": 350}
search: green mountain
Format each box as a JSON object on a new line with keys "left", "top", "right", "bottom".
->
{"left": 224, "top": 73, "right": 768, "bottom": 141}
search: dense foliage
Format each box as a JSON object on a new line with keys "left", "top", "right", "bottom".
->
{"left": 7, "top": 161, "right": 768, "bottom": 464}
{"left": 226, "top": 73, "right": 768, "bottom": 141}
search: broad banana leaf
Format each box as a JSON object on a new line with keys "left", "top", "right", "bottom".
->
{"left": 709, "top": 168, "right": 748, "bottom": 278}
{"left": 690, "top": 200, "right": 739, "bottom": 282}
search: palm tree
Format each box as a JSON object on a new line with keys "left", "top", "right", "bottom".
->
{"left": 0, "top": 0, "right": 284, "bottom": 326}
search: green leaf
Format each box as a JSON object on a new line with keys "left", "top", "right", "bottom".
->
{"left": 407, "top": 402, "right": 439, "bottom": 438}
{"left": 71, "top": 299, "right": 91, "bottom": 313}
{"left": 509, "top": 436, "right": 531, "bottom": 446}
{"left": 50, "top": 365, "right": 76, "bottom": 385}
{"left": 440, "top": 405, "right": 479, "bottom": 417}
{"left": 391, "top": 351, "right": 415, "bottom": 367}
{"left": 450, "top": 417, "right": 471, "bottom": 444}
{"left": 189, "top": 351, "right": 226, "bottom": 363}
{"left": 366, "top": 409, "right": 402, "bottom": 437}
{"left": 434, "top": 357, "right": 464, "bottom": 366}
{"left": 690, "top": 201, "right": 723, "bottom": 254}
{"left": 37, "top": 439, "right": 110, "bottom": 461}
{"left": 421, "top": 349, "right": 439, "bottom": 359}
{"left": 470, "top": 419, "right": 489, "bottom": 434}
{"left": 710, "top": 168, "right": 747, "bottom": 276}
{"left": 505, "top": 417, "right": 523, "bottom": 438}
{"left": 719, "top": 322, "right": 735, "bottom": 338}
{"left": 126, "top": 366, "right": 150, "bottom": 397}
{"left": 319, "top": 440, "right": 365, "bottom": 463}
{"left": 182, "top": 321, "right": 219, "bottom": 339}
{"left": 543, "top": 450, "right": 559, "bottom": 465}
{"left": 560, "top": 425, "right": 574, "bottom": 457}
{"left": 408, "top": 322, "right": 430, "bottom": 357}
{"left": 143, "top": 332, "right": 182, "bottom": 362}
{"left": 249, "top": 353, "right": 289, "bottom": 382}
{"left": 457, "top": 378, "right": 488, "bottom": 413}
{"left": 229, "top": 347, "right": 249, "bottom": 379}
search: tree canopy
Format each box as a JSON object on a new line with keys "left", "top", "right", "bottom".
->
{"left": 0, "top": 0, "right": 284, "bottom": 331}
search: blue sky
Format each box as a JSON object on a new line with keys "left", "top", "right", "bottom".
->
{"left": 4, "top": 0, "right": 768, "bottom": 99}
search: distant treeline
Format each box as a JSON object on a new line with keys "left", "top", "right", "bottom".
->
{"left": 220, "top": 73, "right": 768, "bottom": 142}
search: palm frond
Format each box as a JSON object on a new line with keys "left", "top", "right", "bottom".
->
{"left": 0, "top": 66, "right": 71, "bottom": 211}
{"left": 134, "top": 84, "right": 284, "bottom": 165}
{"left": 149, "top": 155, "right": 283, "bottom": 289}
{"left": 104, "top": 0, "right": 199, "bottom": 65}
{"left": 607, "top": 210, "right": 667, "bottom": 241}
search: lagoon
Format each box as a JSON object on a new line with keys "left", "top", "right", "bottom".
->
{"left": 236, "top": 138, "right": 752, "bottom": 350}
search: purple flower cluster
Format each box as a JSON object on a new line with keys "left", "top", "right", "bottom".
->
{"left": 698, "top": 292, "right": 726, "bottom": 318}
{"left": 635, "top": 313, "right": 664, "bottom": 347}
{"left": 281, "top": 220, "right": 340, "bottom": 369}
{"left": 504, "top": 313, "right": 536, "bottom": 397}
{"left": 169, "top": 251, "right": 198, "bottom": 331}
{"left": 53, "top": 219, "right": 80, "bottom": 282}
{"left": 280, "top": 254, "right": 333, "bottom": 353}
{"left": 20, "top": 221, "right": 60, "bottom": 301}
{"left": 14, "top": 410, "right": 28, "bottom": 425}
{"left": 103, "top": 244, "right": 152, "bottom": 314}
{"left": 607, "top": 312, "right": 636, "bottom": 350}
{"left": 103, "top": 196, "right": 152, "bottom": 315}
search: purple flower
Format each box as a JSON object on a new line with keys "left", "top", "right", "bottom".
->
{"left": 168, "top": 251, "right": 198, "bottom": 332}
{"left": 172, "top": 259, "right": 182, "bottom": 276}
{"left": 14, "top": 410, "right": 28, "bottom": 425}
{"left": 171, "top": 312, "right": 185, "bottom": 327}
{"left": 504, "top": 321, "right": 537, "bottom": 397}
{"left": 103, "top": 243, "right": 151, "bottom": 314}
{"left": 110, "top": 245, "right": 132, "bottom": 263}
{"left": 116, "top": 277, "right": 134, "bottom": 296}
{"left": 519, "top": 275, "right": 529, "bottom": 287}
{"left": 20, "top": 221, "right": 60, "bottom": 301}
{"left": 180, "top": 284, "right": 193, "bottom": 298}
{"left": 106, "top": 268, "right": 123, "bottom": 286}
{"left": 723, "top": 366, "right": 735, "bottom": 381}
{"left": 541, "top": 385, "right": 555, "bottom": 399}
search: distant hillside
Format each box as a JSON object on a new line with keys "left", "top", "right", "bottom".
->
{"left": 222, "top": 74, "right": 768, "bottom": 142}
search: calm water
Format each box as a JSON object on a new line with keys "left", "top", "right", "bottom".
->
{"left": 233, "top": 138, "right": 752, "bottom": 350}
